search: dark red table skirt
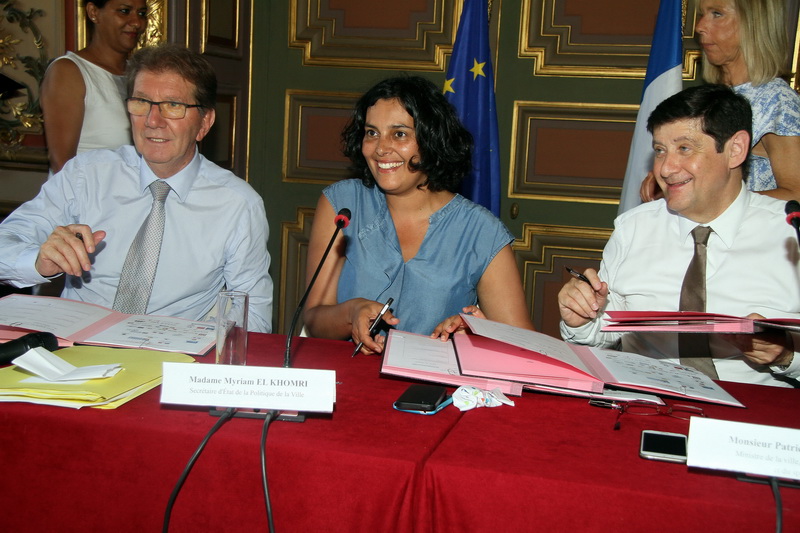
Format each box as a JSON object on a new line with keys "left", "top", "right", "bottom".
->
{"left": 423, "top": 381, "right": 800, "bottom": 532}
{"left": 0, "top": 334, "right": 461, "bottom": 532}
{"left": 0, "top": 333, "right": 797, "bottom": 532}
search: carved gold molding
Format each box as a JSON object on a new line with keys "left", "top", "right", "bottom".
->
{"left": 0, "top": 0, "right": 47, "bottom": 166}
{"left": 199, "top": 92, "right": 237, "bottom": 170}
{"left": 520, "top": 0, "right": 701, "bottom": 79}
{"left": 283, "top": 89, "right": 357, "bottom": 184}
{"left": 201, "top": 0, "right": 240, "bottom": 54}
{"left": 289, "top": 0, "right": 459, "bottom": 70}
{"left": 513, "top": 223, "right": 611, "bottom": 337}
{"left": 509, "top": 100, "right": 638, "bottom": 204}
{"left": 279, "top": 207, "right": 316, "bottom": 335}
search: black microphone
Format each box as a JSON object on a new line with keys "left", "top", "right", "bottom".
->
{"left": 0, "top": 332, "right": 59, "bottom": 365}
{"left": 786, "top": 200, "right": 800, "bottom": 246}
{"left": 284, "top": 208, "right": 351, "bottom": 368}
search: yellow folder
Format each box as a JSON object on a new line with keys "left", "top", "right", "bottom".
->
{"left": 0, "top": 346, "right": 196, "bottom": 409}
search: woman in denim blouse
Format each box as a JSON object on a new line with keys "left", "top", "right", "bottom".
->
{"left": 302, "top": 76, "right": 533, "bottom": 355}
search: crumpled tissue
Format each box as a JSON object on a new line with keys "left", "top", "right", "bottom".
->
{"left": 452, "top": 386, "right": 515, "bottom": 411}
{"left": 13, "top": 346, "right": 122, "bottom": 383}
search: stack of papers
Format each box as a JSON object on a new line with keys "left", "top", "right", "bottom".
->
{"left": 381, "top": 315, "right": 744, "bottom": 407}
{"left": 0, "top": 294, "right": 216, "bottom": 355}
{"left": 0, "top": 346, "right": 195, "bottom": 409}
{"left": 603, "top": 311, "right": 800, "bottom": 333}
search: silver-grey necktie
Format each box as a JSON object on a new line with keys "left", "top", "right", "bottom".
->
{"left": 678, "top": 225, "right": 719, "bottom": 379}
{"left": 113, "top": 180, "right": 171, "bottom": 314}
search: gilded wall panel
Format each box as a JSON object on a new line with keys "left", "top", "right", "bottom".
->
{"left": 520, "top": 0, "right": 701, "bottom": 78}
{"left": 290, "top": 0, "right": 458, "bottom": 70}
{"left": 283, "top": 90, "right": 356, "bottom": 184}
{"left": 509, "top": 101, "right": 638, "bottom": 203}
{"left": 279, "top": 207, "right": 315, "bottom": 335}
{"left": 513, "top": 223, "right": 611, "bottom": 338}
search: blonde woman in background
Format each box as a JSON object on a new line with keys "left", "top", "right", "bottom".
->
{"left": 641, "top": 0, "right": 800, "bottom": 201}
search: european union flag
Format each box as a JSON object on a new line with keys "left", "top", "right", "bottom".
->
{"left": 444, "top": 0, "right": 501, "bottom": 216}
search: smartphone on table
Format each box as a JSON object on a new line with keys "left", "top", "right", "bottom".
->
{"left": 640, "top": 430, "right": 688, "bottom": 463}
{"left": 393, "top": 384, "right": 452, "bottom": 415}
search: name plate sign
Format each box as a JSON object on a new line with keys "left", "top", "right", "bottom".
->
{"left": 160, "top": 362, "right": 335, "bottom": 413}
{"left": 688, "top": 417, "right": 800, "bottom": 481}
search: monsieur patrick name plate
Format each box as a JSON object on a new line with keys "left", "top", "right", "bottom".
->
{"left": 160, "top": 362, "right": 336, "bottom": 412}
{"left": 688, "top": 417, "right": 800, "bottom": 481}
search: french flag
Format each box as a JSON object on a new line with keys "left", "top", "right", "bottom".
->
{"left": 618, "top": 0, "right": 684, "bottom": 214}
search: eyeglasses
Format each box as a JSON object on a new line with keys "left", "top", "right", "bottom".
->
{"left": 589, "top": 399, "right": 705, "bottom": 430}
{"left": 126, "top": 97, "right": 204, "bottom": 119}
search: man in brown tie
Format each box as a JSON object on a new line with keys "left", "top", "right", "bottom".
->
{"left": 558, "top": 84, "right": 799, "bottom": 387}
{"left": 0, "top": 44, "right": 273, "bottom": 332}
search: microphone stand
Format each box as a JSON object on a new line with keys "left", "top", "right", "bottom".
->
{"left": 284, "top": 209, "right": 350, "bottom": 368}
{"left": 209, "top": 208, "right": 350, "bottom": 423}
{"left": 785, "top": 200, "right": 800, "bottom": 247}
{"left": 275, "top": 209, "right": 350, "bottom": 422}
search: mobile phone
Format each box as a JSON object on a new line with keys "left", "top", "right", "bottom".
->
{"left": 393, "top": 384, "right": 449, "bottom": 413}
{"left": 640, "top": 430, "right": 688, "bottom": 463}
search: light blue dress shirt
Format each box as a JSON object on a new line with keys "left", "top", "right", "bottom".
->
{"left": 0, "top": 145, "right": 273, "bottom": 333}
{"left": 324, "top": 179, "right": 513, "bottom": 336}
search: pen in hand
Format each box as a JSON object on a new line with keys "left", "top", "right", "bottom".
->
{"left": 565, "top": 266, "right": 591, "bottom": 285}
{"left": 351, "top": 297, "right": 393, "bottom": 357}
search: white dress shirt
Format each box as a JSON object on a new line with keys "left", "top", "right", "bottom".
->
{"left": 561, "top": 183, "right": 800, "bottom": 387}
{"left": 0, "top": 145, "right": 273, "bottom": 333}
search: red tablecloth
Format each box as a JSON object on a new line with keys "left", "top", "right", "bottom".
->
{"left": 0, "top": 334, "right": 461, "bottom": 532}
{"left": 0, "top": 333, "right": 798, "bottom": 532}
{"left": 423, "top": 381, "right": 800, "bottom": 532}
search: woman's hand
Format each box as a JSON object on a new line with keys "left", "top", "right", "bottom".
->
{"left": 350, "top": 298, "right": 400, "bottom": 355}
{"left": 431, "top": 305, "right": 485, "bottom": 342}
{"left": 639, "top": 172, "right": 663, "bottom": 203}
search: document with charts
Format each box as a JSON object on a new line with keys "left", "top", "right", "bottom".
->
{"left": 450, "top": 314, "right": 743, "bottom": 407}
{"left": 0, "top": 294, "right": 215, "bottom": 356}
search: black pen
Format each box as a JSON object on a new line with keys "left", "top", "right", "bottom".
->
{"left": 351, "top": 297, "right": 393, "bottom": 357}
{"left": 565, "top": 266, "right": 591, "bottom": 285}
{"left": 75, "top": 232, "right": 84, "bottom": 242}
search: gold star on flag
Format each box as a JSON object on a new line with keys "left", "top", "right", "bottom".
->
{"left": 470, "top": 58, "right": 486, "bottom": 80}
{"left": 443, "top": 78, "right": 455, "bottom": 94}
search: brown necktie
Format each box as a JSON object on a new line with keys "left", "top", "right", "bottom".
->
{"left": 678, "top": 225, "right": 719, "bottom": 379}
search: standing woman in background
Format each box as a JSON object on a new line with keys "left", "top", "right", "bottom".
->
{"left": 40, "top": 0, "right": 147, "bottom": 173}
{"left": 641, "top": 0, "right": 800, "bottom": 201}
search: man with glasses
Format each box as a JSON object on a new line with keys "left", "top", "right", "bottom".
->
{"left": 558, "top": 84, "right": 799, "bottom": 387}
{"left": 0, "top": 43, "right": 272, "bottom": 332}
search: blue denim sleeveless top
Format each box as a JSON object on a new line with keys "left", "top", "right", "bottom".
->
{"left": 324, "top": 179, "right": 514, "bottom": 335}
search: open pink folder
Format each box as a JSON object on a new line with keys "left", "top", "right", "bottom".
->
{"left": 452, "top": 315, "right": 742, "bottom": 407}
{"left": 0, "top": 294, "right": 215, "bottom": 356}
{"left": 603, "top": 311, "right": 800, "bottom": 333}
{"left": 381, "top": 330, "right": 524, "bottom": 395}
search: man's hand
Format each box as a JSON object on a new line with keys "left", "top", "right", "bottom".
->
{"left": 557, "top": 268, "right": 608, "bottom": 328}
{"left": 727, "top": 313, "right": 795, "bottom": 367}
{"left": 35, "top": 224, "right": 106, "bottom": 278}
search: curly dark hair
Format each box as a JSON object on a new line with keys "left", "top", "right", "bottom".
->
{"left": 341, "top": 76, "right": 473, "bottom": 193}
